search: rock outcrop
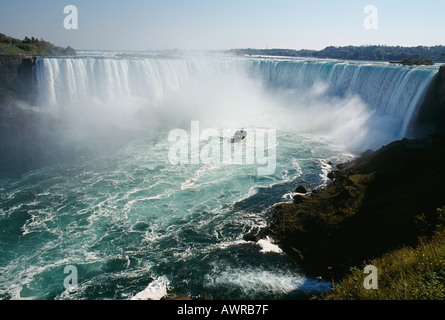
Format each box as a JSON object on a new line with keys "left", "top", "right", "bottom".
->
{"left": 0, "top": 55, "right": 36, "bottom": 104}
{"left": 268, "top": 136, "right": 445, "bottom": 279}
{"left": 408, "top": 65, "right": 445, "bottom": 138}
{"left": 0, "top": 56, "right": 41, "bottom": 176}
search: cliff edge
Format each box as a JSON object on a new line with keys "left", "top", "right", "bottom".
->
{"left": 268, "top": 135, "right": 445, "bottom": 279}
{"left": 0, "top": 56, "right": 41, "bottom": 175}
{"left": 0, "top": 55, "right": 36, "bottom": 104}
{"left": 408, "top": 65, "right": 445, "bottom": 138}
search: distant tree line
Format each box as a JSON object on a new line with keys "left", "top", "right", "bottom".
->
{"left": 0, "top": 33, "right": 76, "bottom": 56}
{"left": 228, "top": 45, "right": 445, "bottom": 64}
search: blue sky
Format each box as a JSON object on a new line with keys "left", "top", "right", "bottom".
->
{"left": 0, "top": 0, "right": 444, "bottom": 50}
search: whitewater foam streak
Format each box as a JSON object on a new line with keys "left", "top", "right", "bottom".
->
{"left": 204, "top": 266, "right": 331, "bottom": 299}
{"left": 131, "top": 276, "right": 170, "bottom": 300}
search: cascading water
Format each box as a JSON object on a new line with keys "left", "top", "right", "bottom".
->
{"left": 0, "top": 53, "right": 439, "bottom": 300}
{"left": 250, "top": 59, "right": 437, "bottom": 141}
{"left": 34, "top": 55, "right": 438, "bottom": 150}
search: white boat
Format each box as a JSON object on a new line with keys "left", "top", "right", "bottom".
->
{"left": 231, "top": 129, "right": 247, "bottom": 143}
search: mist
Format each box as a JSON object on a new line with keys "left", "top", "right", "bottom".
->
{"left": 20, "top": 53, "right": 435, "bottom": 171}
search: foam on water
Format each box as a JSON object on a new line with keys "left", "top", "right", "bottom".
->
{"left": 204, "top": 266, "right": 331, "bottom": 299}
{"left": 131, "top": 276, "right": 171, "bottom": 300}
{"left": 257, "top": 236, "right": 283, "bottom": 254}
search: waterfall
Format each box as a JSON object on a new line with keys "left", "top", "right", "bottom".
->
{"left": 249, "top": 59, "right": 438, "bottom": 138}
{"left": 34, "top": 57, "right": 248, "bottom": 107}
{"left": 33, "top": 55, "right": 438, "bottom": 149}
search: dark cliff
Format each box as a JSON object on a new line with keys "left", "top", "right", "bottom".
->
{"left": 0, "top": 56, "right": 41, "bottom": 175}
{"left": 408, "top": 65, "right": 445, "bottom": 138}
{"left": 0, "top": 55, "right": 36, "bottom": 104}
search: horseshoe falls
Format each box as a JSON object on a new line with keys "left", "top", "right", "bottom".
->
{"left": 0, "top": 53, "right": 438, "bottom": 300}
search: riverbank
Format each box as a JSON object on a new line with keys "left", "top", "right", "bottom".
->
{"left": 266, "top": 134, "right": 445, "bottom": 298}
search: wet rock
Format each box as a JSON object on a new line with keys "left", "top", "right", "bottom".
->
{"left": 243, "top": 233, "right": 260, "bottom": 242}
{"left": 327, "top": 170, "right": 340, "bottom": 180}
{"left": 295, "top": 185, "right": 308, "bottom": 194}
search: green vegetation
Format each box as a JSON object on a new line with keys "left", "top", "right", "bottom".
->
{"left": 325, "top": 216, "right": 445, "bottom": 300}
{"left": 0, "top": 42, "right": 28, "bottom": 55}
{"left": 0, "top": 33, "right": 76, "bottom": 56}
{"left": 229, "top": 45, "right": 445, "bottom": 63}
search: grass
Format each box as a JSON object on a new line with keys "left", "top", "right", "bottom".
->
{"left": 0, "top": 43, "right": 28, "bottom": 55}
{"left": 324, "top": 216, "right": 445, "bottom": 300}
{"left": 0, "top": 33, "right": 76, "bottom": 56}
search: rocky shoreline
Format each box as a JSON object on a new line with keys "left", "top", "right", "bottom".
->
{"left": 266, "top": 134, "right": 445, "bottom": 281}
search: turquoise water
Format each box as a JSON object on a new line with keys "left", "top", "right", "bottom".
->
{"left": 0, "top": 53, "right": 438, "bottom": 300}
{"left": 0, "top": 129, "right": 348, "bottom": 300}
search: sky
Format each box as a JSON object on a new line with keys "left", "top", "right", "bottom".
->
{"left": 0, "top": 0, "right": 444, "bottom": 51}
